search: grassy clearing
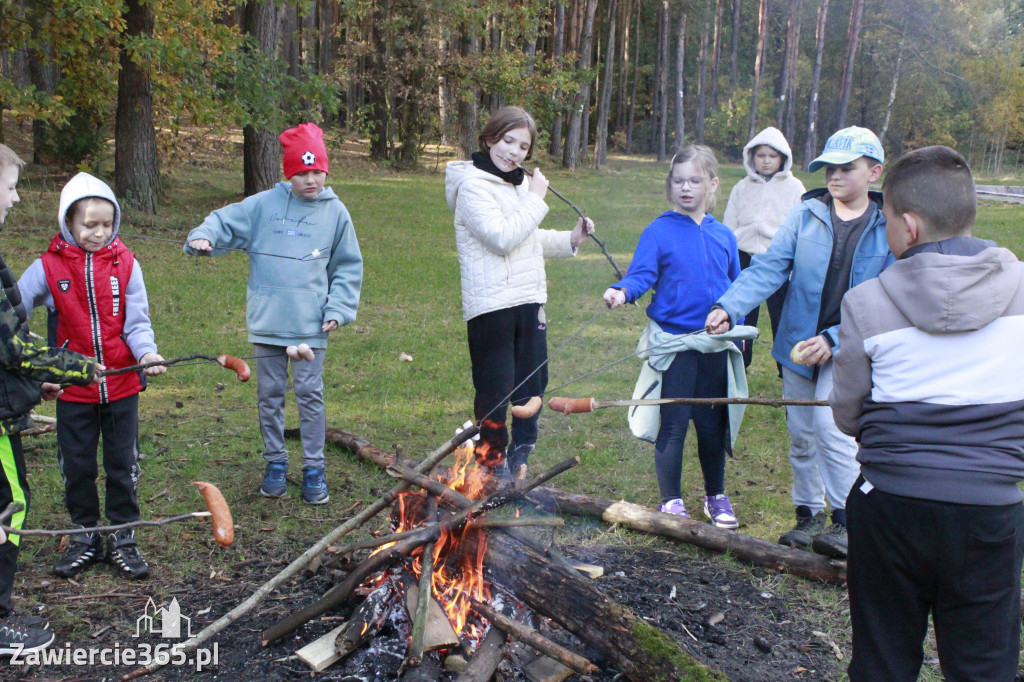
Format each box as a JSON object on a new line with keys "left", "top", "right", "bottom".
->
{"left": 5, "top": 138, "right": 1023, "bottom": 677}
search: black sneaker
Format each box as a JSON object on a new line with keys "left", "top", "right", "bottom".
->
{"left": 0, "top": 613, "right": 54, "bottom": 656}
{"left": 778, "top": 508, "right": 828, "bottom": 551}
{"left": 54, "top": 528, "right": 104, "bottom": 578}
{"left": 811, "top": 523, "right": 849, "bottom": 558}
{"left": 107, "top": 529, "right": 150, "bottom": 579}
{"left": 9, "top": 612, "right": 48, "bottom": 630}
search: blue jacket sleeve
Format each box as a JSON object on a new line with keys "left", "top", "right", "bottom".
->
{"left": 615, "top": 226, "right": 660, "bottom": 303}
{"left": 183, "top": 199, "right": 255, "bottom": 256}
{"left": 323, "top": 206, "right": 363, "bottom": 326}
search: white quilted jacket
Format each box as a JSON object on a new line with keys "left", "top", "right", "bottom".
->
{"left": 446, "top": 161, "right": 575, "bottom": 321}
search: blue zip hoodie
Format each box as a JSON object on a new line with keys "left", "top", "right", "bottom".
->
{"left": 716, "top": 189, "right": 893, "bottom": 379}
{"left": 184, "top": 182, "right": 363, "bottom": 347}
{"left": 616, "top": 211, "right": 741, "bottom": 334}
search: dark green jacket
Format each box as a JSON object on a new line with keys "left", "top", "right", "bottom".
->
{"left": 0, "top": 253, "right": 96, "bottom": 435}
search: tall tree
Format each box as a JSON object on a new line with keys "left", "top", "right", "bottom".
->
{"left": 115, "top": 0, "right": 159, "bottom": 213}
{"left": 710, "top": 0, "right": 723, "bottom": 107}
{"left": 728, "top": 0, "right": 740, "bottom": 100}
{"left": 775, "top": 0, "right": 802, "bottom": 136}
{"left": 878, "top": 23, "right": 907, "bottom": 144}
{"left": 595, "top": 0, "right": 617, "bottom": 168}
{"left": 747, "top": 0, "right": 768, "bottom": 139}
{"left": 673, "top": 13, "right": 687, "bottom": 153}
{"left": 696, "top": 8, "right": 709, "bottom": 144}
{"left": 803, "top": 0, "right": 829, "bottom": 169}
{"left": 549, "top": 2, "right": 566, "bottom": 157}
{"left": 656, "top": 0, "right": 670, "bottom": 160}
{"left": 563, "top": 0, "right": 597, "bottom": 169}
{"left": 835, "top": 0, "right": 864, "bottom": 129}
{"left": 625, "top": 0, "right": 641, "bottom": 152}
{"left": 457, "top": 31, "right": 480, "bottom": 159}
{"left": 241, "top": 1, "right": 280, "bottom": 196}
{"left": 615, "top": 0, "right": 632, "bottom": 133}
{"left": 649, "top": 3, "right": 665, "bottom": 154}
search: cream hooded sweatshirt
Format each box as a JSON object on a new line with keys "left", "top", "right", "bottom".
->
{"left": 722, "top": 127, "right": 806, "bottom": 255}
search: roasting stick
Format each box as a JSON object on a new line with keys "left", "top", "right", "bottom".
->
{"left": 97, "top": 353, "right": 251, "bottom": 382}
{"left": 548, "top": 395, "right": 828, "bottom": 414}
{"left": 407, "top": 493, "right": 438, "bottom": 668}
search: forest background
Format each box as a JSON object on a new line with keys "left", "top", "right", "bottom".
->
{"left": 1, "top": 0, "right": 1023, "bottom": 214}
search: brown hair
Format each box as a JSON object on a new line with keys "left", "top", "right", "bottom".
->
{"left": 0, "top": 144, "right": 25, "bottom": 172}
{"left": 882, "top": 145, "right": 975, "bottom": 238}
{"left": 66, "top": 197, "right": 116, "bottom": 227}
{"left": 478, "top": 106, "right": 538, "bottom": 161}
{"left": 665, "top": 145, "right": 720, "bottom": 213}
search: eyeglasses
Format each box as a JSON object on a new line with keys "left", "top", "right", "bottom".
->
{"left": 670, "top": 176, "right": 704, "bottom": 188}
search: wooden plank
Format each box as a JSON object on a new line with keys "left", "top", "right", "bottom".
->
{"left": 405, "top": 582, "right": 459, "bottom": 650}
{"left": 524, "top": 654, "right": 574, "bottom": 682}
{"left": 570, "top": 561, "right": 604, "bottom": 579}
{"left": 295, "top": 623, "right": 346, "bottom": 672}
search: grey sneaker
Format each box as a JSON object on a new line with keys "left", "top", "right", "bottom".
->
{"left": 811, "top": 523, "right": 848, "bottom": 558}
{"left": 259, "top": 461, "right": 288, "bottom": 498}
{"left": 302, "top": 467, "right": 329, "bottom": 504}
{"left": 0, "top": 614, "right": 54, "bottom": 656}
{"left": 778, "top": 508, "right": 828, "bottom": 550}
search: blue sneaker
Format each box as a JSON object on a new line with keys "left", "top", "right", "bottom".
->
{"left": 259, "top": 461, "right": 288, "bottom": 498}
{"left": 302, "top": 467, "right": 329, "bottom": 504}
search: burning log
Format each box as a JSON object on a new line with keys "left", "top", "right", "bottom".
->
{"left": 334, "top": 581, "right": 400, "bottom": 658}
{"left": 485, "top": 531, "right": 728, "bottom": 682}
{"left": 467, "top": 596, "right": 597, "bottom": 675}
{"left": 408, "top": 495, "right": 438, "bottom": 667}
{"left": 455, "top": 626, "right": 506, "bottom": 682}
{"left": 528, "top": 487, "right": 847, "bottom": 584}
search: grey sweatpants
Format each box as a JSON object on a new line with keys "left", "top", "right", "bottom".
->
{"left": 255, "top": 343, "right": 327, "bottom": 470}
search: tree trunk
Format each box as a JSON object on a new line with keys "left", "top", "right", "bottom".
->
{"left": 457, "top": 30, "right": 480, "bottom": 159}
{"left": 835, "top": 0, "right": 864, "bottom": 130}
{"left": 656, "top": 0, "right": 669, "bottom": 160}
{"left": 802, "top": 0, "right": 829, "bottom": 169}
{"left": 782, "top": 0, "right": 802, "bottom": 141}
{"left": 563, "top": 0, "right": 598, "bottom": 169}
{"left": 775, "top": 0, "right": 801, "bottom": 131}
{"left": 625, "top": 1, "right": 641, "bottom": 153}
{"left": 673, "top": 14, "right": 686, "bottom": 153}
{"left": 241, "top": 1, "right": 280, "bottom": 196}
{"left": 486, "top": 532, "right": 729, "bottom": 682}
{"left": 696, "top": 10, "right": 709, "bottom": 144}
{"left": 114, "top": 0, "right": 159, "bottom": 214}
{"left": 549, "top": 2, "right": 565, "bottom": 157}
{"left": 747, "top": 0, "right": 768, "bottom": 140}
{"left": 528, "top": 487, "right": 847, "bottom": 584}
{"left": 615, "top": 0, "right": 631, "bottom": 133}
{"left": 727, "top": 0, "right": 740, "bottom": 101}
{"left": 594, "top": 0, "right": 617, "bottom": 169}
{"left": 367, "top": 0, "right": 391, "bottom": 161}
{"left": 648, "top": 5, "right": 664, "bottom": 155}
{"left": 710, "top": 0, "right": 722, "bottom": 108}
{"left": 878, "top": 24, "right": 906, "bottom": 144}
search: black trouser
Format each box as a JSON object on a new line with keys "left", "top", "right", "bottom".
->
{"left": 466, "top": 303, "right": 547, "bottom": 468}
{"left": 654, "top": 350, "right": 728, "bottom": 502}
{"left": 0, "top": 433, "right": 28, "bottom": 618}
{"left": 738, "top": 250, "right": 788, "bottom": 370}
{"left": 847, "top": 476, "right": 1024, "bottom": 682}
{"left": 57, "top": 395, "right": 140, "bottom": 526}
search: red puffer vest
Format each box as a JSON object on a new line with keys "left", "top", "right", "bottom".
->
{"left": 41, "top": 235, "right": 140, "bottom": 404}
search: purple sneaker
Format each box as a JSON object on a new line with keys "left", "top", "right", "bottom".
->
{"left": 704, "top": 494, "right": 739, "bottom": 529}
{"left": 658, "top": 498, "right": 689, "bottom": 517}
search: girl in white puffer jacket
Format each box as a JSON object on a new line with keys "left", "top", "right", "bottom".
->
{"left": 722, "top": 127, "right": 806, "bottom": 369}
{"left": 445, "top": 106, "right": 593, "bottom": 479}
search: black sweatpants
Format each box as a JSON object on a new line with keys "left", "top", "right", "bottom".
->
{"left": 0, "top": 433, "right": 28, "bottom": 618}
{"left": 847, "top": 477, "right": 1024, "bottom": 682}
{"left": 56, "top": 395, "right": 140, "bottom": 526}
{"left": 738, "top": 250, "right": 787, "bottom": 370}
{"left": 466, "top": 303, "right": 547, "bottom": 467}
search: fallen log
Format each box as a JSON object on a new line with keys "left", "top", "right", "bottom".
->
{"left": 528, "top": 487, "right": 846, "bottom": 584}
{"left": 486, "top": 531, "right": 727, "bottom": 682}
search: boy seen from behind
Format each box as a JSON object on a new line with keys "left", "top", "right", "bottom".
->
{"left": 831, "top": 145, "right": 1024, "bottom": 681}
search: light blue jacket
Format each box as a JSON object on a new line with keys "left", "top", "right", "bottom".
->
{"left": 185, "top": 182, "right": 363, "bottom": 347}
{"left": 716, "top": 189, "right": 893, "bottom": 379}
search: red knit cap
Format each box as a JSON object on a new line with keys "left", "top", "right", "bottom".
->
{"left": 280, "top": 123, "right": 329, "bottom": 179}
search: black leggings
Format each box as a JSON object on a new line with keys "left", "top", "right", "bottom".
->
{"left": 654, "top": 350, "right": 728, "bottom": 502}
{"left": 467, "top": 303, "right": 547, "bottom": 466}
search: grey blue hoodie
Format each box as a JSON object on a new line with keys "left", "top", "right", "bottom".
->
{"left": 830, "top": 238, "right": 1024, "bottom": 505}
{"left": 184, "top": 182, "right": 362, "bottom": 347}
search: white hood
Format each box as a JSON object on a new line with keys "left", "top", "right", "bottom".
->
{"left": 742, "top": 127, "right": 794, "bottom": 180}
{"left": 58, "top": 172, "right": 121, "bottom": 247}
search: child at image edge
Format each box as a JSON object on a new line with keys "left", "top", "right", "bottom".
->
{"left": 832, "top": 146, "right": 1024, "bottom": 681}
{"left": 19, "top": 172, "right": 166, "bottom": 580}
{"left": 0, "top": 146, "right": 98, "bottom": 654}
{"left": 706, "top": 127, "right": 892, "bottom": 558}
{"left": 185, "top": 123, "right": 363, "bottom": 505}
{"left": 721, "top": 127, "right": 806, "bottom": 369}
{"left": 604, "top": 145, "right": 745, "bottom": 529}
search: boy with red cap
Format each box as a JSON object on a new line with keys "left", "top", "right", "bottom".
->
{"left": 185, "top": 123, "right": 363, "bottom": 504}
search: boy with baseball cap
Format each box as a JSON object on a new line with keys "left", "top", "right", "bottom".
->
{"left": 705, "top": 126, "right": 892, "bottom": 558}
{"left": 185, "top": 123, "right": 363, "bottom": 504}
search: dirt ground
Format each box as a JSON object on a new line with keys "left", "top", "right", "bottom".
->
{"left": 6, "top": 528, "right": 846, "bottom": 682}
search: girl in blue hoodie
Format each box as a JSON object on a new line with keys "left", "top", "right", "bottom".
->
{"left": 604, "top": 146, "right": 742, "bottom": 528}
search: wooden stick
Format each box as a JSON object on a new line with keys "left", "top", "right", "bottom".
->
{"left": 472, "top": 517, "right": 564, "bottom": 528}
{"left": 122, "top": 425, "right": 478, "bottom": 681}
{"left": 408, "top": 497, "right": 438, "bottom": 667}
{"left": 326, "top": 528, "right": 428, "bottom": 557}
{"left": 385, "top": 462, "right": 472, "bottom": 508}
{"left": 548, "top": 395, "right": 828, "bottom": 414}
{"left": 467, "top": 596, "right": 597, "bottom": 675}
{"left": 96, "top": 353, "right": 220, "bottom": 377}
{"left": 454, "top": 625, "right": 506, "bottom": 682}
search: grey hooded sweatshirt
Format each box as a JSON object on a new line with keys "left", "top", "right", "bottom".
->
{"left": 830, "top": 237, "right": 1024, "bottom": 505}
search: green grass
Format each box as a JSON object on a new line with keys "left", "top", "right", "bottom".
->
{"left": 4, "top": 143, "right": 1023, "bottom": 678}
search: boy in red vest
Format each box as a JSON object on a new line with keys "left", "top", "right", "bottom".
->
{"left": 0, "top": 146, "right": 98, "bottom": 653}
{"left": 18, "top": 172, "right": 165, "bottom": 580}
